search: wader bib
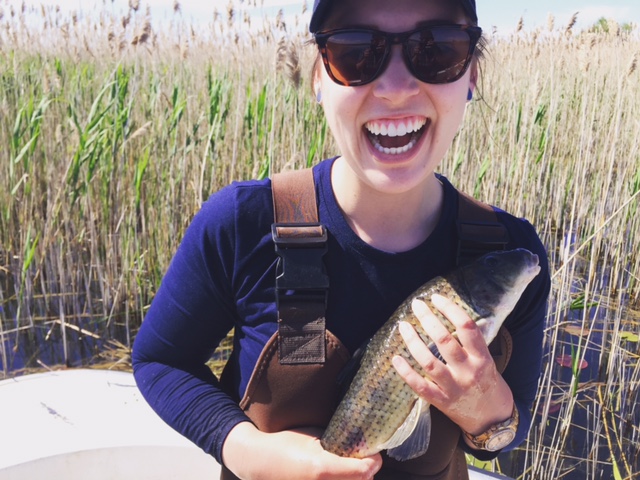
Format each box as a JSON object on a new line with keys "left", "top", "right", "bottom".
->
{"left": 220, "top": 169, "right": 511, "bottom": 480}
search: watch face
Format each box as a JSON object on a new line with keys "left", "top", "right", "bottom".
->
{"left": 485, "top": 430, "right": 516, "bottom": 452}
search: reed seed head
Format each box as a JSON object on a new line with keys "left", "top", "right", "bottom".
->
{"left": 629, "top": 54, "right": 638, "bottom": 76}
{"left": 566, "top": 12, "right": 579, "bottom": 35}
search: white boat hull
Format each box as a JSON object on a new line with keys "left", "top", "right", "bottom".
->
{"left": 0, "top": 369, "right": 219, "bottom": 479}
{"left": 0, "top": 369, "right": 512, "bottom": 479}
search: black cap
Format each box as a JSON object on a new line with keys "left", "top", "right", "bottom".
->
{"left": 309, "top": 0, "right": 478, "bottom": 33}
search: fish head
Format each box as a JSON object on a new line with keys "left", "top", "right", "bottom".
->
{"left": 457, "top": 249, "right": 541, "bottom": 341}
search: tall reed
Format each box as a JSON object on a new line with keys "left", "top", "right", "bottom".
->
{"left": 0, "top": 4, "right": 638, "bottom": 478}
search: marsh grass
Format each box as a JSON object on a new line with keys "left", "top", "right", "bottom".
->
{"left": 0, "top": 3, "right": 638, "bottom": 479}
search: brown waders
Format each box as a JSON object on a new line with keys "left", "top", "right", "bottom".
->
{"left": 220, "top": 169, "right": 511, "bottom": 480}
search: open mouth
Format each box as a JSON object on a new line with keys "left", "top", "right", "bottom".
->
{"left": 365, "top": 116, "right": 428, "bottom": 156}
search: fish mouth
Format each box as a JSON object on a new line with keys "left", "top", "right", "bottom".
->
{"left": 364, "top": 116, "right": 428, "bottom": 156}
{"left": 518, "top": 249, "right": 541, "bottom": 280}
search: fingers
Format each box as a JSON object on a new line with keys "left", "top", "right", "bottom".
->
{"left": 392, "top": 353, "right": 442, "bottom": 401}
{"left": 409, "top": 297, "right": 467, "bottom": 367}
{"left": 394, "top": 296, "right": 495, "bottom": 402}
{"left": 395, "top": 296, "right": 513, "bottom": 436}
{"left": 397, "top": 318, "right": 447, "bottom": 377}
{"left": 416, "top": 295, "right": 490, "bottom": 361}
{"left": 225, "top": 425, "right": 383, "bottom": 480}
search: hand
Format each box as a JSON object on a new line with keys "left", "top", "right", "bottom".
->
{"left": 392, "top": 294, "right": 514, "bottom": 440}
{"left": 222, "top": 422, "right": 382, "bottom": 480}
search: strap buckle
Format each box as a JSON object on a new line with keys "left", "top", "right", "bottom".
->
{"left": 272, "top": 223, "right": 329, "bottom": 291}
{"left": 272, "top": 222, "right": 329, "bottom": 364}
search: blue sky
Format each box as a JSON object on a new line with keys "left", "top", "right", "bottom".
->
{"left": 12, "top": 0, "right": 640, "bottom": 34}
{"left": 477, "top": 0, "right": 639, "bottom": 33}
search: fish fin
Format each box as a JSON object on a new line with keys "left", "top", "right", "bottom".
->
{"left": 376, "top": 399, "right": 422, "bottom": 452}
{"left": 385, "top": 400, "right": 432, "bottom": 461}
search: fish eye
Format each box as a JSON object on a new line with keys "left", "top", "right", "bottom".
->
{"left": 484, "top": 255, "right": 499, "bottom": 268}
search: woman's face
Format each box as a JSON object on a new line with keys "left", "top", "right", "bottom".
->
{"left": 316, "top": 0, "right": 477, "bottom": 196}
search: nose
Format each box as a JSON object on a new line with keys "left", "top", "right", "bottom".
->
{"left": 372, "top": 45, "right": 420, "bottom": 102}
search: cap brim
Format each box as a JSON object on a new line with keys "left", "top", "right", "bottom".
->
{"left": 310, "top": 0, "right": 478, "bottom": 33}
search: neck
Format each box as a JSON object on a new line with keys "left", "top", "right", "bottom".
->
{"left": 331, "top": 159, "right": 444, "bottom": 253}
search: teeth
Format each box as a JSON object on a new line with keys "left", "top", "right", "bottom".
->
{"left": 372, "top": 139, "right": 418, "bottom": 155}
{"left": 365, "top": 117, "right": 427, "bottom": 155}
{"left": 365, "top": 117, "right": 426, "bottom": 138}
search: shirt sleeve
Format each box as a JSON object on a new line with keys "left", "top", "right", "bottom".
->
{"left": 132, "top": 184, "right": 252, "bottom": 464}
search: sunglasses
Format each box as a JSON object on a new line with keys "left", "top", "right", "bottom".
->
{"left": 314, "top": 24, "right": 482, "bottom": 87}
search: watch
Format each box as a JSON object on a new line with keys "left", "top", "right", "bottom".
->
{"left": 463, "top": 406, "right": 519, "bottom": 452}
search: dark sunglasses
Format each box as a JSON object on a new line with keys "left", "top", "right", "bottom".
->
{"left": 314, "top": 24, "right": 482, "bottom": 87}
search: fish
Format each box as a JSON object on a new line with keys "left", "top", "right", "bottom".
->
{"left": 320, "top": 248, "right": 541, "bottom": 461}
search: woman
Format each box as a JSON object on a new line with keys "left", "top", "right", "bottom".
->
{"left": 132, "top": 0, "right": 550, "bottom": 479}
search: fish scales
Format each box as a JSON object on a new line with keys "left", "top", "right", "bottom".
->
{"left": 321, "top": 249, "right": 541, "bottom": 460}
{"left": 323, "top": 279, "right": 462, "bottom": 457}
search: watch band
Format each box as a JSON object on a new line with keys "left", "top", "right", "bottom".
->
{"left": 463, "top": 405, "right": 519, "bottom": 452}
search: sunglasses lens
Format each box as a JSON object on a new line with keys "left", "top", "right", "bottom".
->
{"left": 406, "top": 28, "right": 474, "bottom": 84}
{"left": 323, "top": 31, "right": 387, "bottom": 86}
{"left": 318, "top": 26, "right": 479, "bottom": 86}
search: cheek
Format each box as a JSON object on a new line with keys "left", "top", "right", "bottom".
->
{"left": 319, "top": 77, "right": 364, "bottom": 130}
{"left": 432, "top": 107, "right": 464, "bottom": 140}
{"left": 425, "top": 94, "right": 469, "bottom": 159}
{"left": 431, "top": 85, "right": 469, "bottom": 131}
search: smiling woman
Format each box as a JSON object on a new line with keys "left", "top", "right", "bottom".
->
{"left": 130, "top": 0, "right": 550, "bottom": 479}
{"left": 1, "top": 0, "right": 639, "bottom": 476}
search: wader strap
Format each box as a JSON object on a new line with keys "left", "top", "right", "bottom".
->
{"left": 456, "top": 191, "right": 509, "bottom": 266}
{"left": 272, "top": 169, "right": 329, "bottom": 364}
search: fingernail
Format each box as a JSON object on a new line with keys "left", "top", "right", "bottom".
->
{"left": 430, "top": 294, "right": 448, "bottom": 308}
{"left": 411, "top": 298, "right": 429, "bottom": 317}
{"left": 398, "top": 321, "right": 412, "bottom": 336}
{"left": 391, "top": 355, "right": 406, "bottom": 371}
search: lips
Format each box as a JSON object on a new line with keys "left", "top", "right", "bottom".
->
{"left": 364, "top": 116, "right": 428, "bottom": 155}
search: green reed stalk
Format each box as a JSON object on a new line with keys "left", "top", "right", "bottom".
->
{"left": 0, "top": 5, "right": 639, "bottom": 477}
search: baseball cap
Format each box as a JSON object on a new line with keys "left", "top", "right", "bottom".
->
{"left": 309, "top": 0, "right": 478, "bottom": 33}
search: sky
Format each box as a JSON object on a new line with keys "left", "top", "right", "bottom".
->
{"left": 8, "top": 0, "right": 640, "bottom": 35}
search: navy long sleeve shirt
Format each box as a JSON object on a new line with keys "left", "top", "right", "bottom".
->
{"left": 132, "top": 157, "right": 550, "bottom": 464}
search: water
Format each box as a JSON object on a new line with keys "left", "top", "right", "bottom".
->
{"left": 499, "top": 278, "right": 640, "bottom": 479}
{"left": 0, "top": 256, "right": 136, "bottom": 373}
{"left": 2, "top": 256, "right": 639, "bottom": 479}
{"left": 0, "top": 314, "right": 132, "bottom": 373}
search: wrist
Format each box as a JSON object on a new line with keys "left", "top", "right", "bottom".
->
{"left": 462, "top": 404, "right": 519, "bottom": 452}
{"left": 221, "top": 421, "right": 263, "bottom": 475}
{"left": 460, "top": 376, "right": 514, "bottom": 436}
